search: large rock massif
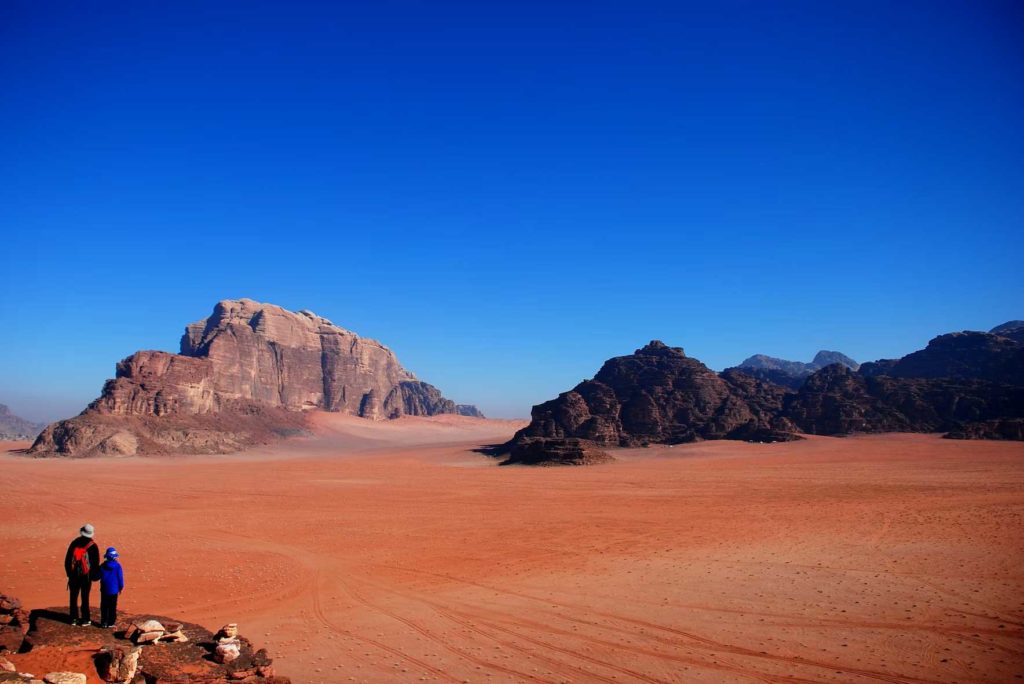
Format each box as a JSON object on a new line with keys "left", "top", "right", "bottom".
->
{"left": 507, "top": 341, "right": 799, "bottom": 465}
{"left": 30, "top": 299, "right": 479, "bottom": 457}
{"left": 507, "top": 323, "right": 1024, "bottom": 464}
{"left": 0, "top": 404, "right": 44, "bottom": 441}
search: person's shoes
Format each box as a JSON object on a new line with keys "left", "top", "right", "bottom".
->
{"left": 79, "top": 620, "right": 92, "bottom": 627}
{"left": 70, "top": 619, "right": 79, "bottom": 627}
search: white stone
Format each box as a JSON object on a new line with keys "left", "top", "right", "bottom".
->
{"left": 43, "top": 674, "right": 87, "bottom": 684}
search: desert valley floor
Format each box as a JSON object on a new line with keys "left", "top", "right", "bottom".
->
{"left": 1, "top": 415, "right": 1022, "bottom": 683}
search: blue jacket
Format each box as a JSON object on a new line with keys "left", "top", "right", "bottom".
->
{"left": 99, "top": 559, "right": 124, "bottom": 595}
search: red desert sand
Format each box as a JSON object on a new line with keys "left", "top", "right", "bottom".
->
{"left": 1, "top": 415, "right": 1022, "bottom": 683}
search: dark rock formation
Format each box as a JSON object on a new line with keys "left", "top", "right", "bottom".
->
{"left": 729, "top": 350, "right": 859, "bottom": 389}
{"left": 862, "top": 331, "right": 1024, "bottom": 384}
{"left": 0, "top": 404, "right": 44, "bottom": 441}
{"left": 944, "top": 418, "right": 1024, "bottom": 441}
{"left": 456, "top": 404, "right": 486, "bottom": 418}
{"left": 991, "top": 320, "right": 1024, "bottom": 341}
{"left": 783, "top": 365, "right": 1024, "bottom": 436}
{"left": 0, "top": 595, "right": 29, "bottom": 654}
{"left": 509, "top": 341, "right": 799, "bottom": 463}
{"left": 30, "top": 299, "right": 480, "bottom": 457}
{"left": 505, "top": 438, "right": 613, "bottom": 466}
{"left": 510, "top": 325, "right": 1024, "bottom": 464}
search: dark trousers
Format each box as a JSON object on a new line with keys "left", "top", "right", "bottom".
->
{"left": 101, "top": 592, "right": 118, "bottom": 626}
{"left": 68, "top": 576, "right": 92, "bottom": 623}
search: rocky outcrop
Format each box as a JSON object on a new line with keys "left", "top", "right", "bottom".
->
{"left": 0, "top": 404, "right": 44, "bottom": 441}
{"left": 1, "top": 597, "right": 289, "bottom": 684}
{"left": 729, "top": 350, "right": 859, "bottom": 389}
{"left": 509, "top": 325, "right": 1024, "bottom": 464}
{"left": 783, "top": 365, "right": 1024, "bottom": 436}
{"left": 509, "top": 341, "right": 799, "bottom": 462}
{"left": 991, "top": 320, "right": 1024, "bottom": 341}
{"left": 0, "top": 595, "right": 30, "bottom": 654}
{"left": 505, "top": 438, "right": 613, "bottom": 466}
{"left": 859, "top": 331, "right": 1024, "bottom": 384}
{"left": 456, "top": 404, "right": 486, "bottom": 418}
{"left": 30, "top": 299, "right": 480, "bottom": 456}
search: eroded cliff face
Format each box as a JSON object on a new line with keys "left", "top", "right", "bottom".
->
{"left": 30, "top": 299, "right": 479, "bottom": 456}
{"left": 176, "top": 299, "right": 425, "bottom": 417}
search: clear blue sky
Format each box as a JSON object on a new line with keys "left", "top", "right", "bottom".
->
{"left": 1, "top": 1, "right": 1022, "bottom": 423}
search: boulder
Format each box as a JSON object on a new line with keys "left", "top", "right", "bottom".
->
{"left": 215, "top": 642, "right": 241, "bottom": 664}
{"left": 42, "top": 674, "right": 86, "bottom": 684}
{"left": 217, "top": 624, "right": 239, "bottom": 641}
{"left": 0, "top": 595, "right": 27, "bottom": 653}
{"left": 95, "top": 645, "right": 141, "bottom": 683}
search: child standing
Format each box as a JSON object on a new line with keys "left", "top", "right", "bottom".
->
{"left": 99, "top": 547, "right": 125, "bottom": 628}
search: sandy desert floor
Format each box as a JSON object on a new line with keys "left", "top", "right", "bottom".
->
{"left": 1, "top": 416, "right": 1022, "bottom": 683}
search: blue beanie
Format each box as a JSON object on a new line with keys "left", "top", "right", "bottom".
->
{"left": 105, "top": 547, "right": 118, "bottom": 559}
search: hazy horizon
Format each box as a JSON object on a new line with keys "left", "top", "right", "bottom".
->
{"left": 2, "top": 1, "right": 1022, "bottom": 424}
{"left": 1, "top": 298, "right": 1017, "bottom": 424}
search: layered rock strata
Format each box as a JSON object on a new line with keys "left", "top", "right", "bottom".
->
{"left": 30, "top": 299, "right": 479, "bottom": 456}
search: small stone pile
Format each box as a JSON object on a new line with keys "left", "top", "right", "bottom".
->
{"left": 124, "top": 619, "right": 188, "bottom": 645}
{"left": 214, "top": 623, "right": 241, "bottom": 663}
{"left": 211, "top": 623, "right": 278, "bottom": 680}
{"left": 0, "top": 595, "right": 30, "bottom": 653}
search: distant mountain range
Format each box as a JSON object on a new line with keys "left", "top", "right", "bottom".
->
{"left": 504, "top": 320, "right": 1024, "bottom": 464}
{"left": 729, "top": 350, "right": 859, "bottom": 389}
{"left": 0, "top": 404, "right": 44, "bottom": 441}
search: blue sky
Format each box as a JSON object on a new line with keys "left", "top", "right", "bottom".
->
{"left": 1, "top": 1, "right": 1022, "bottom": 422}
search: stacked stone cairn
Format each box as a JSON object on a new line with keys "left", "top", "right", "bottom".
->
{"left": 214, "top": 623, "right": 241, "bottom": 663}
{"left": 124, "top": 618, "right": 188, "bottom": 645}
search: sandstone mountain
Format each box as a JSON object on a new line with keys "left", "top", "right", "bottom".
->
{"left": 784, "top": 365, "right": 1024, "bottom": 439}
{"left": 507, "top": 324, "right": 1024, "bottom": 464}
{"left": 30, "top": 299, "right": 480, "bottom": 457}
{"left": 504, "top": 341, "right": 798, "bottom": 465}
{"left": 859, "top": 330, "right": 1024, "bottom": 384}
{"left": 0, "top": 404, "right": 44, "bottom": 441}
{"left": 730, "top": 350, "right": 859, "bottom": 389}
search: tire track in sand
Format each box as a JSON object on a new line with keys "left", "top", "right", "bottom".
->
{"left": 338, "top": 575, "right": 559, "bottom": 683}
{"left": 362, "top": 577, "right": 792, "bottom": 684}
{"left": 381, "top": 564, "right": 938, "bottom": 684}
{"left": 311, "top": 569, "right": 458, "bottom": 683}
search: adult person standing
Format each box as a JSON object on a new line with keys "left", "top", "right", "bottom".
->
{"left": 64, "top": 523, "right": 100, "bottom": 626}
